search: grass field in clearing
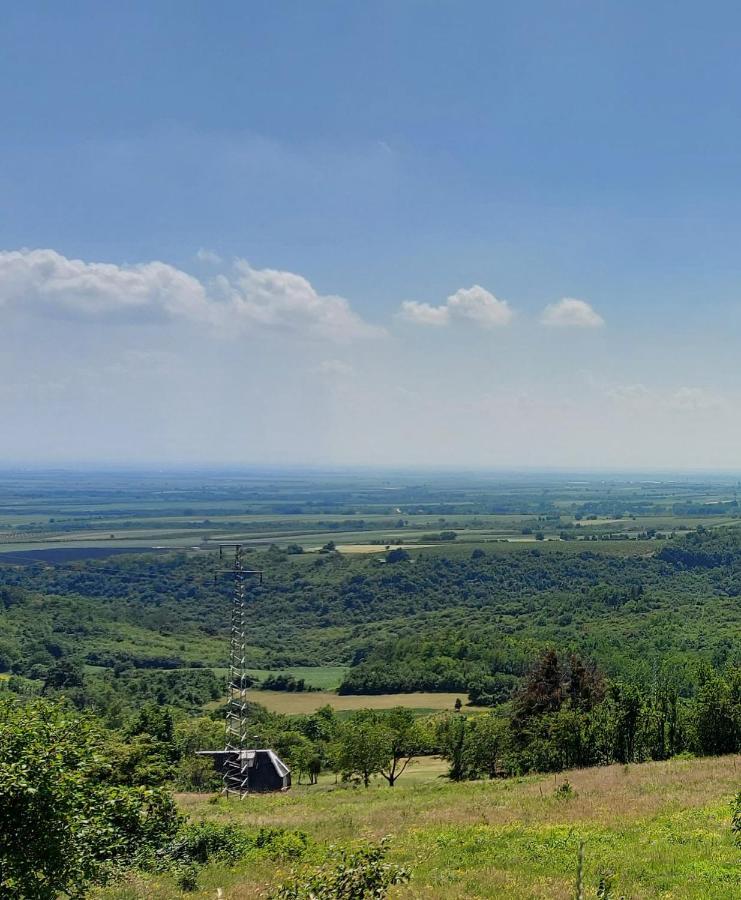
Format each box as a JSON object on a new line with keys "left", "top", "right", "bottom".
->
{"left": 252, "top": 690, "right": 474, "bottom": 715}
{"left": 245, "top": 666, "right": 348, "bottom": 691}
{"left": 98, "top": 754, "right": 740, "bottom": 899}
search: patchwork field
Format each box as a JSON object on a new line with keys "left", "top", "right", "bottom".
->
{"left": 97, "top": 754, "right": 741, "bottom": 899}
{"left": 3, "top": 469, "right": 740, "bottom": 561}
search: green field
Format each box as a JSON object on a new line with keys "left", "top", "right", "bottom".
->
{"left": 96, "top": 754, "right": 740, "bottom": 899}
{"left": 245, "top": 666, "right": 348, "bottom": 691}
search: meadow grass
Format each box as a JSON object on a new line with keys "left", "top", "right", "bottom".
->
{"left": 244, "top": 666, "right": 349, "bottom": 691}
{"left": 98, "top": 754, "right": 740, "bottom": 899}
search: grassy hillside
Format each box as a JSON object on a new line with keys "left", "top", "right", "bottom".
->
{"left": 96, "top": 754, "right": 740, "bottom": 899}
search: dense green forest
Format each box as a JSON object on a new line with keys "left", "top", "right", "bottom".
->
{"left": 0, "top": 524, "right": 739, "bottom": 715}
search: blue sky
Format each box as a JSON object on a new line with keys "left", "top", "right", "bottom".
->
{"left": 2, "top": 2, "right": 741, "bottom": 468}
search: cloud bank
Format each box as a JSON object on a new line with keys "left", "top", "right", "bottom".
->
{"left": 0, "top": 248, "right": 609, "bottom": 344}
{"left": 0, "top": 248, "right": 381, "bottom": 342}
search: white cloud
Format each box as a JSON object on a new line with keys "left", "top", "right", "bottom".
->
{"left": 0, "top": 248, "right": 213, "bottom": 323}
{"left": 227, "top": 261, "right": 382, "bottom": 341}
{"left": 398, "top": 284, "right": 513, "bottom": 328}
{"left": 446, "top": 285, "right": 513, "bottom": 327}
{"left": 0, "top": 248, "right": 381, "bottom": 343}
{"left": 398, "top": 300, "right": 450, "bottom": 326}
{"left": 540, "top": 297, "right": 604, "bottom": 328}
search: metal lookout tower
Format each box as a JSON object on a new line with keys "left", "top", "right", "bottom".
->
{"left": 219, "top": 543, "right": 262, "bottom": 798}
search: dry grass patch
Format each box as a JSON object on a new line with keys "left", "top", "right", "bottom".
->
{"left": 253, "top": 691, "right": 475, "bottom": 715}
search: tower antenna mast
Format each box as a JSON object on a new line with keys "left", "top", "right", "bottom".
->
{"left": 218, "top": 543, "right": 262, "bottom": 798}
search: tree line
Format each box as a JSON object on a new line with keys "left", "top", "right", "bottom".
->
{"left": 96, "top": 650, "right": 738, "bottom": 792}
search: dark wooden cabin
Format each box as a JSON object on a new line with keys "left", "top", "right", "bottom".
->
{"left": 197, "top": 748, "right": 291, "bottom": 792}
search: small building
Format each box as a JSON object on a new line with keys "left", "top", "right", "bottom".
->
{"left": 197, "top": 748, "right": 291, "bottom": 792}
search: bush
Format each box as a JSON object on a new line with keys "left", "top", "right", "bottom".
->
{"left": 385, "top": 548, "right": 410, "bottom": 563}
{"left": 0, "top": 699, "right": 181, "bottom": 898}
{"left": 140, "top": 823, "right": 311, "bottom": 891}
{"left": 271, "top": 838, "right": 410, "bottom": 899}
{"left": 262, "top": 673, "right": 309, "bottom": 692}
{"left": 175, "top": 754, "right": 221, "bottom": 792}
{"left": 554, "top": 779, "right": 574, "bottom": 799}
{"left": 147, "top": 822, "right": 310, "bottom": 868}
{"left": 151, "top": 821, "right": 253, "bottom": 867}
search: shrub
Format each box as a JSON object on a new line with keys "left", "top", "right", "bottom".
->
{"left": 140, "top": 823, "right": 311, "bottom": 891}
{"left": 0, "top": 699, "right": 181, "bottom": 898}
{"left": 385, "top": 548, "right": 410, "bottom": 563}
{"left": 144, "top": 822, "right": 310, "bottom": 870}
{"left": 555, "top": 779, "right": 575, "bottom": 799}
{"left": 271, "top": 838, "right": 410, "bottom": 900}
{"left": 149, "top": 821, "right": 253, "bottom": 868}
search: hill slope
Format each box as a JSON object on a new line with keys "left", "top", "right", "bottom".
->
{"left": 97, "top": 753, "right": 740, "bottom": 899}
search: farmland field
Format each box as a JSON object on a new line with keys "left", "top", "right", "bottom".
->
{"left": 2, "top": 468, "right": 740, "bottom": 562}
{"left": 250, "top": 689, "right": 478, "bottom": 715}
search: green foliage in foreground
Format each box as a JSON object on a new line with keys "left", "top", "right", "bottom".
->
{"left": 0, "top": 697, "right": 318, "bottom": 896}
{"left": 0, "top": 699, "right": 181, "bottom": 899}
{"left": 3, "top": 693, "right": 738, "bottom": 899}
{"left": 271, "top": 839, "right": 410, "bottom": 900}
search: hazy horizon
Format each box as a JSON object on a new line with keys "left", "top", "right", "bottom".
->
{"left": 2, "top": 463, "right": 741, "bottom": 481}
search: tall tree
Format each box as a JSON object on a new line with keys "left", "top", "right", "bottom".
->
{"left": 336, "top": 714, "right": 391, "bottom": 787}
{"left": 378, "top": 708, "right": 424, "bottom": 787}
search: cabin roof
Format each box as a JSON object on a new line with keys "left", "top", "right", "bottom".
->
{"left": 197, "top": 747, "right": 291, "bottom": 774}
